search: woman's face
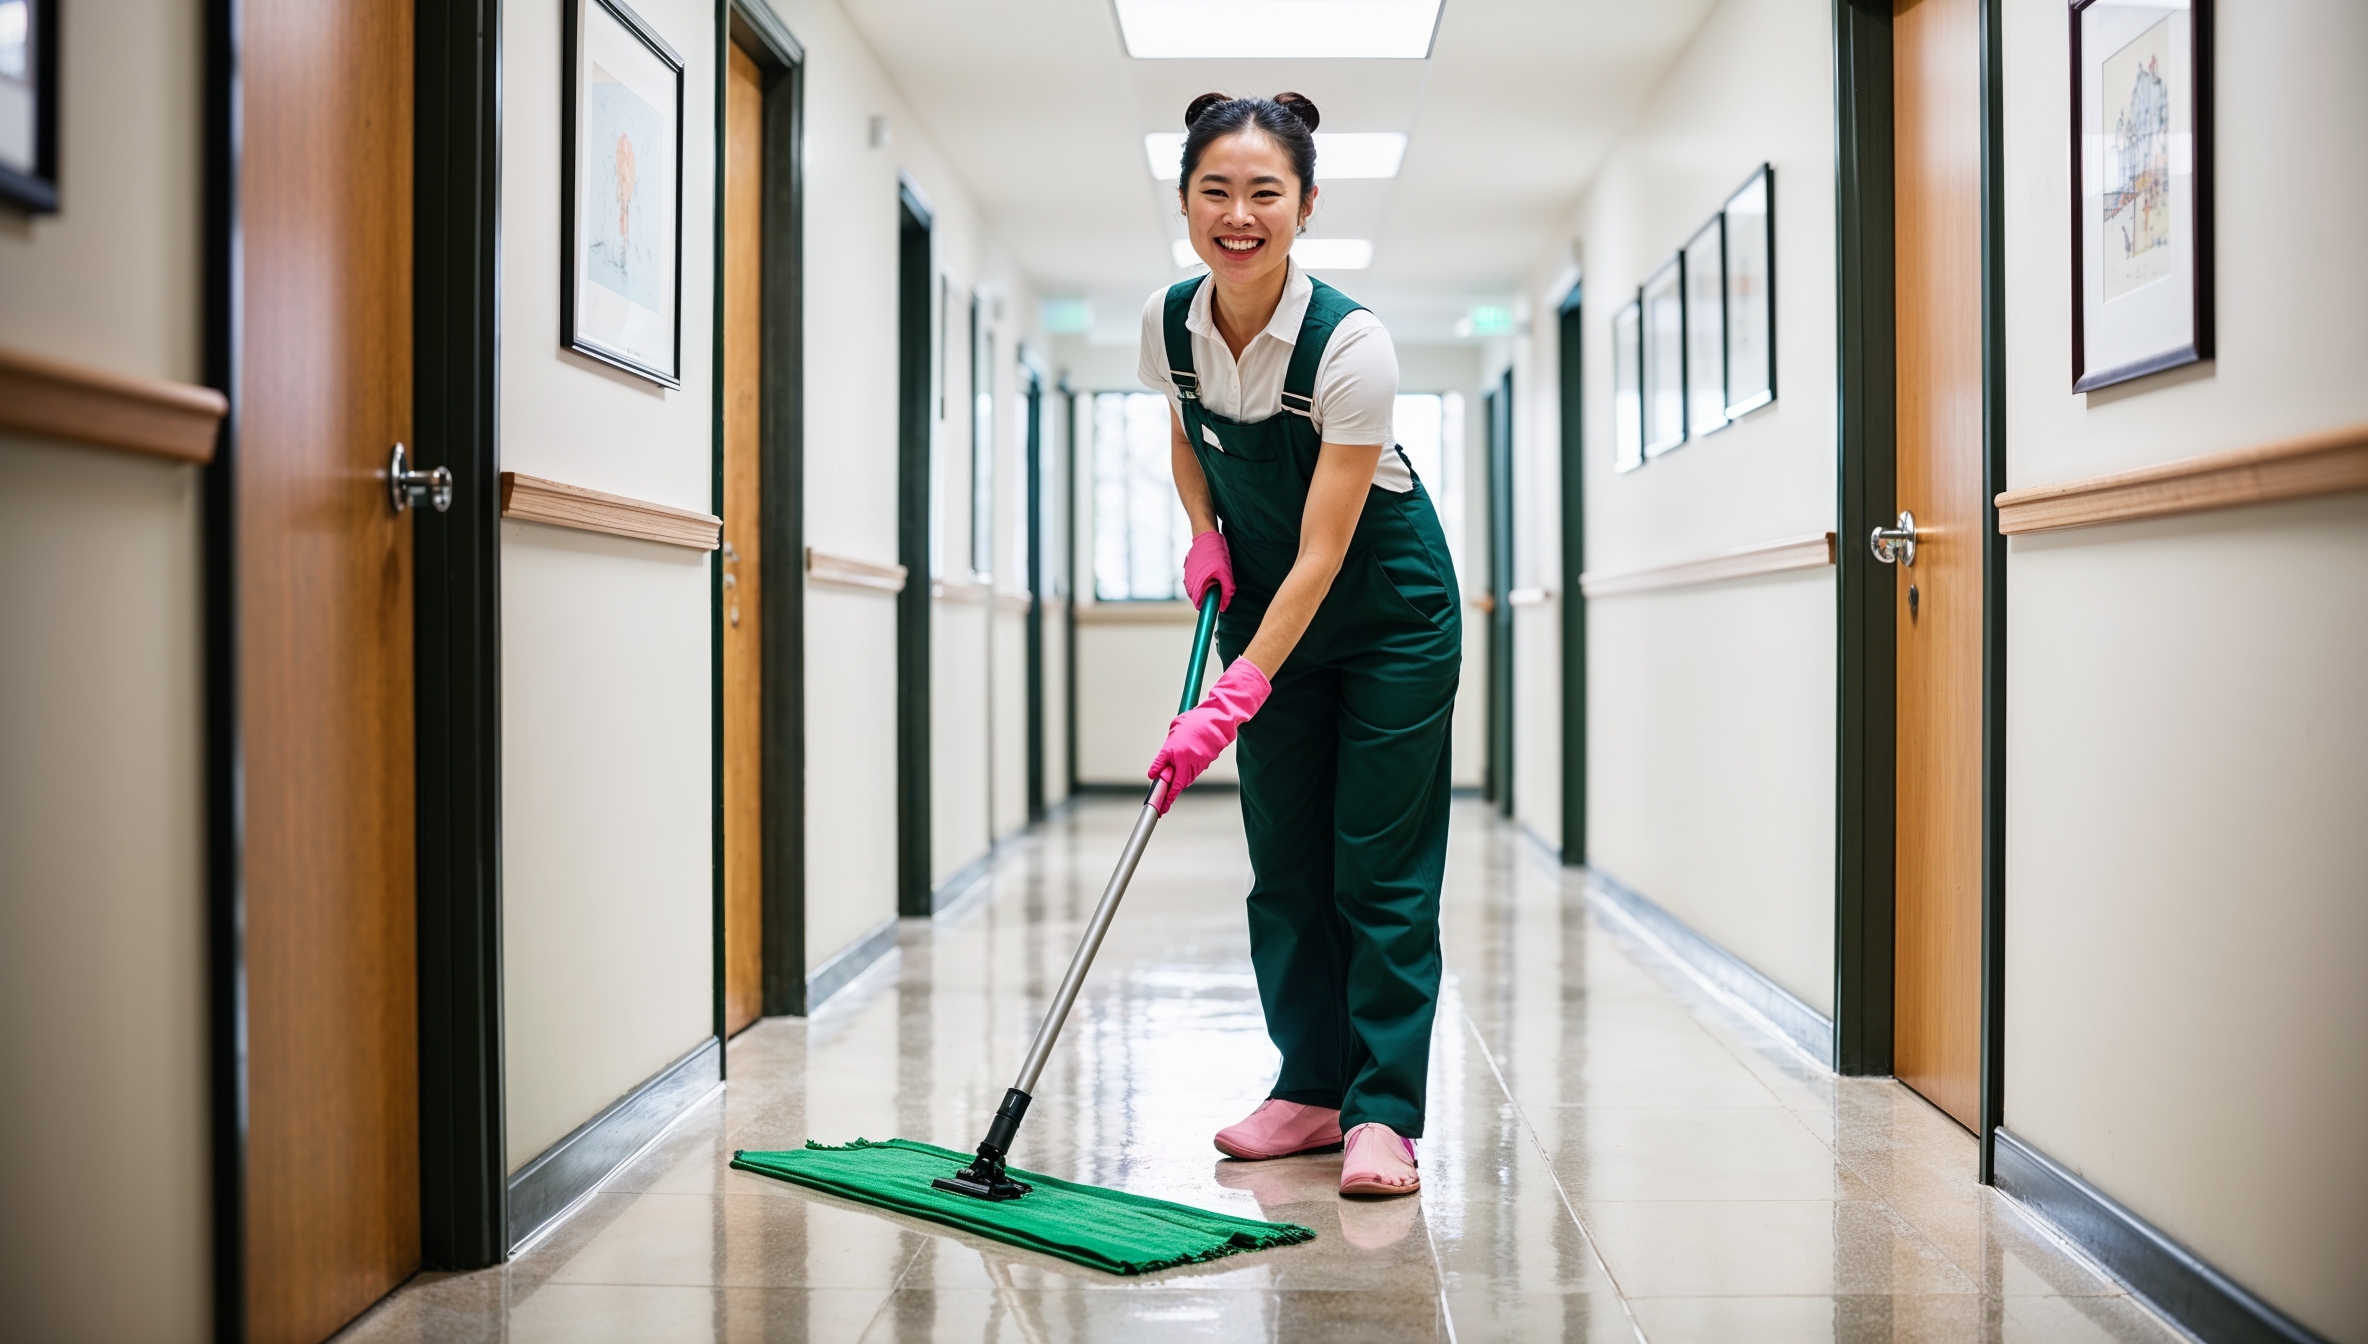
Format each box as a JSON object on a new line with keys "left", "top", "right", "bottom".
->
{"left": 1180, "top": 129, "right": 1317, "bottom": 289}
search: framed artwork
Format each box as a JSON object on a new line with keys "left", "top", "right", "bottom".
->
{"left": 1612, "top": 298, "right": 1643, "bottom": 473}
{"left": 564, "top": 0, "right": 686, "bottom": 387}
{"left": 1723, "top": 164, "right": 1775, "bottom": 416}
{"left": 0, "top": 0, "right": 59, "bottom": 213}
{"left": 1640, "top": 255, "right": 1686, "bottom": 458}
{"left": 2071, "top": 0, "right": 2211, "bottom": 391}
{"left": 1683, "top": 216, "right": 1728, "bottom": 438}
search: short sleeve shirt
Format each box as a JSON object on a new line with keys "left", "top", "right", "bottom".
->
{"left": 1137, "top": 261, "right": 1411, "bottom": 492}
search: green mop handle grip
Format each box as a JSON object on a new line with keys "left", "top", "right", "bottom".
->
{"left": 1179, "top": 587, "right": 1220, "bottom": 715}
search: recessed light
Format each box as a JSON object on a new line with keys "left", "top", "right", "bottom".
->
{"left": 1115, "top": 0, "right": 1444, "bottom": 59}
{"left": 1173, "top": 238, "right": 1373, "bottom": 270}
{"left": 1145, "top": 132, "right": 1408, "bottom": 181}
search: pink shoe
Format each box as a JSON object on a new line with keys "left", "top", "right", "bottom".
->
{"left": 1213, "top": 1099, "right": 1344, "bottom": 1160}
{"left": 1339, "top": 1122, "right": 1420, "bottom": 1198}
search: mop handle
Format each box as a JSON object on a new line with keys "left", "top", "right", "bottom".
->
{"left": 1011, "top": 591, "right": 1221, "bottom": 1095}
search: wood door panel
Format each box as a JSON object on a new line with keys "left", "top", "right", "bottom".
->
{"left": 1893, "top": 0, "right": 1985, "bottom": 1130}
{"left": 722, "top": 42, "right": 764, "bottom": 1036}
{"left": 240, "top": 0, "right": 420, "bottom": 1338}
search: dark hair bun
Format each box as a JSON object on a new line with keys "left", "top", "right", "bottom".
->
{"left": 1184, "top": 92, "right": 1233, "bottom": 130}
{"left": 1272, "top": 92, "right": 1321, "bottom": 132}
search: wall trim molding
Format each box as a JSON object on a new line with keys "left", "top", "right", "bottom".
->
{"left": 1580, "top": 532, "right": 1836, "bottom": 597}
{"left": 499, "top": 471, "right": 723, "bottom": 550}
{"left": 930, "top": 577, "right": 993, "bottom": 603}
{"left": 805, "top": 546, "right": 905, "bottom": 593}
{"left": 505, "top": 1037, "right": 722, "bottom": 1251}
{"left": 1583, "top": 867, "right": 1838, "bottom": 1069}
{"left": 0, "top": 344, "right": 227, "bottom": 463}
{"left": 806, "top": 915, "right": 899, "bottom": 1011}
{"left": 1993, "top": 1128, "right": 2332, "bottom": 1344}
{"left": 1996, "top": 423, "right": 2368, "bottom": 535}
{"left": 1074, "top": 600, "right": 1200, "bottom": 625}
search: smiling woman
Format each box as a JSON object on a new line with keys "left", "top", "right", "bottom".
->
{"left": 1135, "top": 89, "right": 1461, "bottom": 1203}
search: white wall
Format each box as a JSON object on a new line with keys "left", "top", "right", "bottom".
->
{"left": 1542, "top": 0, "right": 1839, "bottom": 1011}
{"left": 769, "top": 0, "right": 1053, "bottom": 937}
{"left": 499, "top": 0, "right": 721, "bottom": 1166}
{"left": 1998, "top": 2, "right": 2368, "bottom": 1336}
{"left": 0, "top": 0, "right": 213, "bottom": 1335}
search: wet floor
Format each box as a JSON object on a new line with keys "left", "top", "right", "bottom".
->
{"left": 340, "top": 796, "right": 2184, "bottom": 1342}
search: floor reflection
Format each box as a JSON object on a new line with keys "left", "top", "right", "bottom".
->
{"left": 339, "top": 797, "right": 2181, "bottom": 1343}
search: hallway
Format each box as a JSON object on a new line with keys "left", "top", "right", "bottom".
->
{"left": 338, "top": 798, "right": 2181, "bottom": 1343}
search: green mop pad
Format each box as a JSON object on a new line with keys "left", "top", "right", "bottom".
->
{"left": 730, "top": 1138, "right": 1315, "bottom": 1275}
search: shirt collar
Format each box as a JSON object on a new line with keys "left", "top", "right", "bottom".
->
{"left": 1186, "top": 258, "right": 1313, "bottom": 348}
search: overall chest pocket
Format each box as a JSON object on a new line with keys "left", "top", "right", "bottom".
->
{"left": 1196, "top": 415, "right": 1286, "bottom": 464}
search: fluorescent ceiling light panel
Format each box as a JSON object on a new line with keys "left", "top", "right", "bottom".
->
{"left": 1145, "top": 132, "right": 1407, "bottom": 181}
{"left": 1173, "top": 238, "right": 1372, "bottom": 270}
{"left": 1116, "top": 0, "right": 1444, "bottom": 59}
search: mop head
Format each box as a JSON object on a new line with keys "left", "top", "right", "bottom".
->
{"left": 731, "top": 1138, "right": 1315, "bottom": 1275}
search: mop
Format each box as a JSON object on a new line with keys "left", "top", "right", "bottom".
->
{"left": 732, "top": 591, "right": 1316, "bottom": 1275}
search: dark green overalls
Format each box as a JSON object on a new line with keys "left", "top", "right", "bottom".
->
{"left": 1165, "top": 275, "right": 1462, "bottom": 1138}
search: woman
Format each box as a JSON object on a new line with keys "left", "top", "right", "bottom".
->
{"left": 1141, "top": 92, "right": 1461, "bottom": 1199}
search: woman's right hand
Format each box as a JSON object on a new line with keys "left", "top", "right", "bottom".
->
{"left": 1146, "top": 658, "right": 1271, "bottom": 814}
{"left": 1184, "top": 530, "right": 1235, "bottom": 611}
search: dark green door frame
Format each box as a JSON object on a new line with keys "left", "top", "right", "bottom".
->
{"left": 896, "top": 185, "right": 934, "bottom": 918}
{"left": 722, "top": 0, "right": 807, "bottom": 1018}
{"left": 1485, "top": 371, "right": 1515, "bottom": 816}
{"left": 1830, "top": 0, "right": 2009, "bottom": 1181}
{"left": 1557, "top": 285, "right": 1586, "bottom": 865}
{"left": 1022, "top": 364, "right": 1046, "bottom": 822}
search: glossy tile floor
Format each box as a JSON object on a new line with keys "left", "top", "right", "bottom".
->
{"left": 341, "top": 797, "right": 2185, "bottom": 1343}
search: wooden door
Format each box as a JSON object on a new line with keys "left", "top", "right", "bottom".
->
{"left": 239, "top": 0, "right": 420, "bottom": 1338}
{"left": 1892, "top": 0, "right": 1985, "bottom": 1130}
{"left": 722, "top": 40, "right": 764, "bottom": 1035}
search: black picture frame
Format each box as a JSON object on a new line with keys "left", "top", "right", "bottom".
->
{"left": 562, "top": 0, "right": 686, "bottom": 387}
{"left": 1683, "top": 214, "right": 1728, "bottom": 439}
{"left": 2069, "top": 0, "right": 2212, "bottom": 392}
{"left": 0, "top": 0, "right": 60, "bottom": 213}
{"left": 1723, "top": 163, "right": 1776, "bottom": 417}
{"left": 1612, "top": 296, "right": 1643, "bottom": 473}
{"left": 1640, "top": 254, "right": 1686, "bottom": 458}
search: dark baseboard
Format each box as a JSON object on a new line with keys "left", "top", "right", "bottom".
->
{"left": 806, "top": 915, "right": 898, "bottom": 1010}
{"left": 1582, "top": 866, "right": 1838, "bottom": 1069}
{"left": 506, "top": 1037, "right": 721, "bottom": 1251}
{"left": 929, "top": 846, "right": 999, "bottom": 915}
{"left": 1993, "top": 1129, "right": 2331, "bottom": 1344}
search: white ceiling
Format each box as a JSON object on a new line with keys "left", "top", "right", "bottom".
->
{"left": 839, "top": 0, "right": 1721, "bottom": 344}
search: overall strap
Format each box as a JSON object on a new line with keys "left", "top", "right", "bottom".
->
{"left": 1162, "top": 277, "right": 1205, "bottom": 402}
{"left": 1279, "top": 278, "right": 1366, "bottom": 420}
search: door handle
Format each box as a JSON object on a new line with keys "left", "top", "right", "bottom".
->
{"left": 1869, "top": 510, "right": 1917, "bottom": 567}
{"left": 388, "top": 442, "right": 453, "bottom": 515}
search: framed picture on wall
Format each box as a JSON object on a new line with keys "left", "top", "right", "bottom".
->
{"left": 1640, "top": 255, "right": 1686, "bottom": 458}
{"left": 1612, "top": 298, "right": 1643, "bottom": 473}
{"left": 1683, "top": 216, "right": 1728, "bottom": 438}
{"left": 1723, "top": 164, "right": 1775, "bottom": 416}
{"left": 2070, "top": 0, "right": 2212, "bottom": 391}
{"left": 563, "top": 0, "right": 686, "bottom": 387}
{"left": 0, "top": 0, "right": 60, "bottom": 213}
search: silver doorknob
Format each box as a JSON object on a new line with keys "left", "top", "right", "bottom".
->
{"left": 1869, "top": 510, "right": 1917, "bottom": 567}
{"left": 389, "top": 442, "right": 453, "bottom": 514}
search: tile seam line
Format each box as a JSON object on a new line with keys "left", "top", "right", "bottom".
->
{"left": 1462, "top": 1015, "right": 1650, "bottom": 1344}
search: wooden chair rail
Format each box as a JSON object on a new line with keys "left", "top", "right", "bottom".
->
{"left": 1996, "top": 424, "right": 2368, "bottom": 535}
{"left": 0, "top": 345, "right": 227, "bottom": 463}
{"left": 1074, "top": 601, "right": 1201, "bottom": 626}
{"left": 498, "top": 472, "right": 721, "bottom": 550}
{"left": 805, "top": 548, "right": 907, "bottom": 593}
{"left": 1580, "top": 532, "right": 1836, "bottom": 598}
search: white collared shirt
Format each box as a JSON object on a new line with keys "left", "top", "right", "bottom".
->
{"left": 1137, "top": 260, "right": 1411, "bottom": 492}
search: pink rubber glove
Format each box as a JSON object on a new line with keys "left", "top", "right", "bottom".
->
{"left": 1146, "top": 658, "right": 1271, "bottom": 814}
{"left": 1183, "top": 530, "right": 1236, "bottom": 612}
